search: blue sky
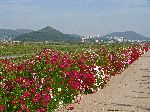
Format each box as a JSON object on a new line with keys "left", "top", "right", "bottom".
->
{"left": 0, "top": 0, "right": 150, "bottom": 36}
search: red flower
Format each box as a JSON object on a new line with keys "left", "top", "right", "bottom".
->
{"left": 0, "top": 105, "right": 5, "bottom": 112}
{"left": 20, "top": 98, "right": 26, "bottom": 104}
{"left": 23, "top": 91, "right": 30, "bottom": 98}
{"left": 67, "top": 104, "right": 74, "bottom": 110}
{"left": 47, "top": 87, "right": 51, "bottom": 91}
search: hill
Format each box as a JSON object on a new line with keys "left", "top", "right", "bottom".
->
{"left": 101, "top": 31, "right": 150, "bottom": 41}
{"left": 14, "top": 26, "right": 81, "bottom": 42}
{"left": 0, "top": 29, "right": 32, "bottom": 39}
{"left": 67, "top": 34, "right": 81, "bottom": 41}
{"left": 67, "top": 34, "right": 80, "bottom": 38}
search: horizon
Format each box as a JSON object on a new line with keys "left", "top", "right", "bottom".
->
{"left": 1, "top": 26, "right": 150, "bottom": 38}
{"left": 0, "top": 0, "right": 150, "bottom": 37}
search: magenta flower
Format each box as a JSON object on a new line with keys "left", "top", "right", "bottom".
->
{"left": 22, "top": 91, "right": 30, "bottom": 98}
{"left": 22, "top": 83, "right": 26, "bottom": 88}
{"left": 31, "top": 88, "right": 36, "bottom": 93}
{"left": 34, "top": 93, "right": 41, "bottom": 103}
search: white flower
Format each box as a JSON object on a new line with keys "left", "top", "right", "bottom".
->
{"left": 94, "top": 66, "right": 99, "bottom": 72}
{"left": 97, "top": 88, "right": 101, "bottom": 91}
{"left": 40, "top": 85, "right": 42, "bottom": 89}
{"left": 50, "top": 92, "right": 53, "bottom": 98}
{"left": 58, "top": 88, "right": 61, "bottom": 92}
{"left": 47, "top": 49, "right": 51, "bottom": 51}
{"left": 100, "top": 69, "right": 105, "bottom": 76}
{"left": 41, "top": 78, "right": 44, "bottom": 83}
{"left": 95, "top": 73, "right": 100, "bottom": 78}
{"left": 101, "top": 74, "right": 105, "bottom": 79}
{"left": 59, "top": 101, "right": 63, "bottom": 105}
{"left": 80, "top": 80, "right": 83, "bottom": 83}
{"left": 35, "top": 55, "right": 39, "bottom": 58}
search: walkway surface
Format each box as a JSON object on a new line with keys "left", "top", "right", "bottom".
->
{"left": 59, "top": 51, "right": 150, "bottom": 112}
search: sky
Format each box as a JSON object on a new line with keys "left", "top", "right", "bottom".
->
{"left": 0, "top": 0, "right": 150, "bottom": 37}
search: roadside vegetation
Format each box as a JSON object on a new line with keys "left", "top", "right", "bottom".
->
{"left": 0, "top": 42, "right": 149, "bottom": 112}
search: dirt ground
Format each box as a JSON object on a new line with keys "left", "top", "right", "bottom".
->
{"left": 58, "top": 50, "right": 150, "bottom": 112}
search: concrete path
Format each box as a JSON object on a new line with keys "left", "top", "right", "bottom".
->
{"left": 59, "top": 51, "right": 150, "bottom": 112}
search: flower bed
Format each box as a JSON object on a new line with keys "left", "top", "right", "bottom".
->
{"left": 0, "top": 43, "right": 150, "bottom": 112}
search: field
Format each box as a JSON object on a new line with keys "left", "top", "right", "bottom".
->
{"left": 0, "top": 42, "right": 135, "bottom": 56}
{"left": 0, "top": 42, "right": 150, "bottom": 112}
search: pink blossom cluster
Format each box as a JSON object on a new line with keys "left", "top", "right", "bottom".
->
{"left": 0, "top": 43, "right": 149, "bottom": 111}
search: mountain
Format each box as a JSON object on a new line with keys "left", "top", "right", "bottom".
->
{"left": 100, "top": 31, "right": 150, "bottom": 41}
{"left": 15, "top": 29, "right": 33, "bottom": 34}
{"left": 14, "top": 26, "right": 81, "bottom": 42}
{"left": 67, "top": 34, "right": 80, "bottom": 38}
{"left": 67, "top": 34, "right": 81, "bottom": 41}
{"left": 0, "top": 29, "right": 32, "bottom": 39}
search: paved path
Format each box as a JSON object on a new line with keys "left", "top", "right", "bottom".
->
{"left": 59, "top": 51, "right": 150, "bottom": 112}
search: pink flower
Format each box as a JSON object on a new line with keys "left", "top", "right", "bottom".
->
{"left": 36, "top": 83, "right": 41, "bottom": 88}
{"left": 49, "top": 68, "right": 53, "bottom": 71}
{"left": 22, "top": 83, "right": 26, "bottom": 88}
{"left": 20, "top": 104, "right": 26, "bottom": 110}
{"left": 27, "top": 79, "right": 31, "bottom": 85}
{"left": 31, "top": 88, "right": 36, "bottom": 93}
{"left": 36, "top": 108, "right": 45, "bottom": 112}
{"left": 35, "top": 109, "right": 40, "bottom": 112}
{"left": 34, "top": 93, "right": 41, "bottom": 103}
{"left": 42, "top": 91, "right": 46, "bottom": 96}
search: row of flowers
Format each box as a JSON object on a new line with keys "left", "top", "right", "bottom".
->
{"left": 0, "top": 43, "right": 150, "bottom": 112}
